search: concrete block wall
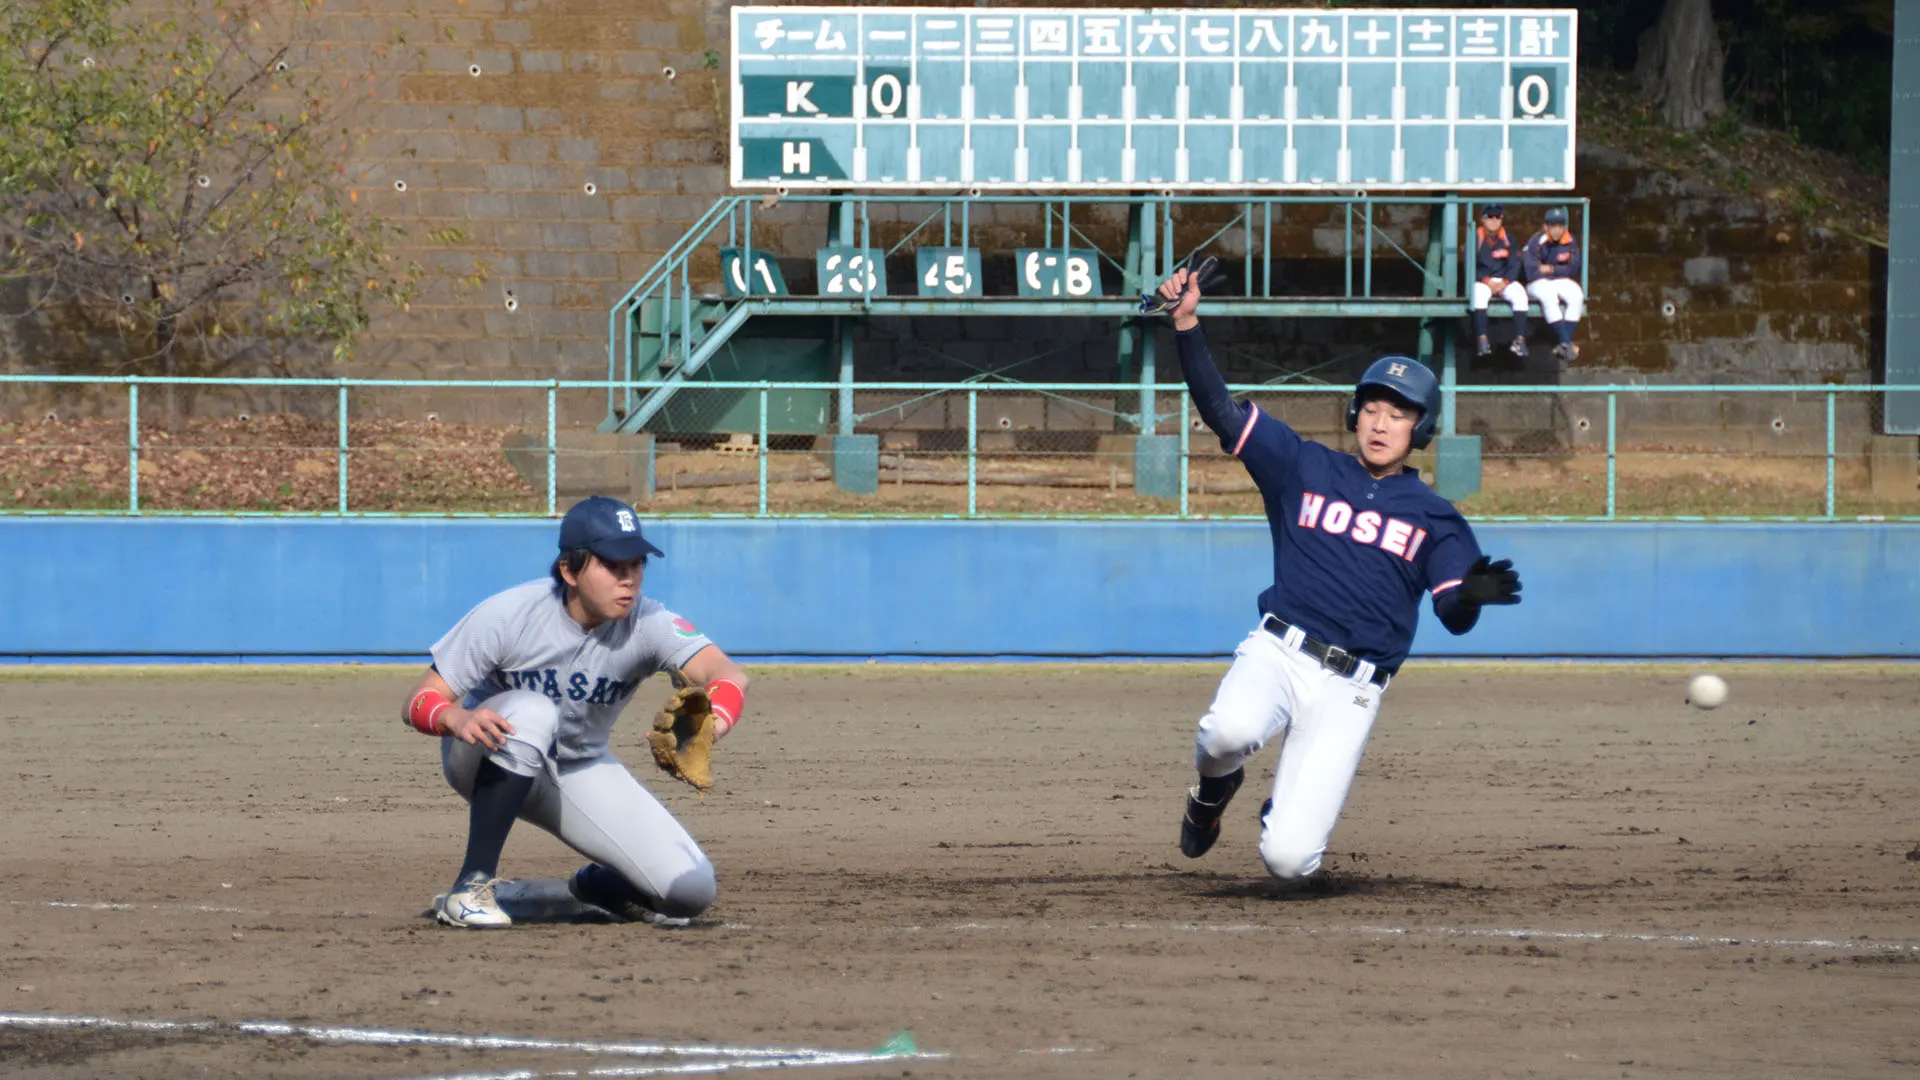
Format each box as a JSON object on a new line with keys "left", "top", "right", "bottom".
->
{"left": 293, "top": 0, "right": 740, "bottom": 425}
{"left": 1567, "top": 145, "right": 1881, "bottom": 382}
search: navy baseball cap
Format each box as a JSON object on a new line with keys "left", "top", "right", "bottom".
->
{"left": 558, "top": 495, "right": 664, "bottom": 561}
{"left": 1480, "top": 203, "right": 1506, "bottom": 218}
{"left": 1544, "top": 207, "right": 1569, "bottom": 226}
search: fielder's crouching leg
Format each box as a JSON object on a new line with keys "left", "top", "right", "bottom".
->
{"left": 594, "top": 842, "right": 717, "bottom": 920}
{"left": 440, "top": 690, "right": 719, "bottom": 921}
{"left": 441, "top": 690, "right": 560, "bottom": 797}
{"left": 647, "top": 864, "right": 716, "bottom": 919}
{"left": 479, "top": 690, "right": 565, "bottom": 778}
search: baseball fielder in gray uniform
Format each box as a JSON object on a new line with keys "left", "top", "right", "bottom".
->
{"left": 401, "top": 496, "right": 751, "bottom": 929}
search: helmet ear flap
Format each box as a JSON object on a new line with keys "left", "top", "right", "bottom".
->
{"left": 1410, "top": 414, "right": 1436, "bottom": 450}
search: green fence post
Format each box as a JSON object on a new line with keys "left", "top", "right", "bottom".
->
{"left": 1606, "top": 392, "right": 1618, "bottom": 519}
{"left": 757, "top": 382, "right": 769, "bottom": 518}
{"left": 547, "top": 382, "right": 558, "bottom": 517}
{"left": 1363, "top": 197, "right": 1374, "bottom": 297}
{"left": 337, "top": 382, "right": 349, "bottom": 515}
{"left": 1262, "top": 201, "right": 1273, "bottom": 297}
{"left": 127, "top": 381, "right": 139, "bottom": 514}
{"left": 967, "top": 389, "right": 978, "bottom": 518}
{"left": 837, "top": 198, "right": 857, "bottom": 435}
{"left": 1344, "top": 203, "right": 1354, "bottom": 298}
{"left": 860, "top": 197, "right": 872, "bottom": 314}
{"left": 1179, "top": 390, "right": 1191, "bottom": 519}
{"left": 1137, "top": 200, "right": 1157, "bottom": 435}
{"left": 1826, "top": 391, "right": 1836, "bottom": 518}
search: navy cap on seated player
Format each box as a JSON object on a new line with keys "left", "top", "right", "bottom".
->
{"left": 1151, "top": 266, "right": 1522, "bottom": 674}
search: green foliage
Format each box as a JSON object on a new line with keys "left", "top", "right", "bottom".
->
{"left": 0, "top": 0, "right": 445, "bottom": 375}
{"left": 1716, "top": 0, "right": 1894, "bottom": 171}
{"left": 1267, "top": 0, "right": 1895, "bottom": 170}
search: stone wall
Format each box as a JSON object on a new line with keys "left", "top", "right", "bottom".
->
{"left": 316, "top": 0, "right": 734, "bottom": 423}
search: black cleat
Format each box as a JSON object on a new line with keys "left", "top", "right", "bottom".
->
{"left": 1179, "top": 768, "right": 1245, "bottom": 858}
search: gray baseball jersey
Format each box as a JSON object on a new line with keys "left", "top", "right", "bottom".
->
{"left": 431, "top": 579, "right": 713, "bottom": 764}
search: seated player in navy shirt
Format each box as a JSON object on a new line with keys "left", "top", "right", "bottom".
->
{"left": 1152, "top": 264, "right": 1523, "bottom": 886}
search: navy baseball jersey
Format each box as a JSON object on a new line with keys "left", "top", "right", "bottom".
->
{"left": 1226, "top": 405, "right": 1482, "bottom": 674}
{"left": 1474, "top": 226, "right": 1520, "bottom": 283}
{"left": 1522, "top": 230, "right": 1582, "bottom": 282}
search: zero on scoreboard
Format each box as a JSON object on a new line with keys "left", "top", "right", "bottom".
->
{"left": 730, "top": 6, "right": 1577, "bottom": 191}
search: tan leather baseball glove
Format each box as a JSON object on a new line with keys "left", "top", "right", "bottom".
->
{"left": 648, "top": 670, "right": 716, "bottom": 791}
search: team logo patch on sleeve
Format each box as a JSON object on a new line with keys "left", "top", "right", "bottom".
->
{"left": 672, "top": 617, "right": 701, "bottom": 638}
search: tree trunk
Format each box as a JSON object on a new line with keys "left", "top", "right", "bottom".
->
{"left": 1635, "top": 0, "right": 1727, "bottom": 132}
{"left": 153, "top": 295, "right": 179, "bottom": 420}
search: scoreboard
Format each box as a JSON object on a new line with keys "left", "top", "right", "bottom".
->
{"left": 731, "top": 6, "right": 1577, "bottom": 191}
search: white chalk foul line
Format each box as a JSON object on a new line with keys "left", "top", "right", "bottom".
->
{"left": 14, "top": 897, "right": 757, "bottom": 928}
{"left": 936, "top": 919, "right": 1920, "bottom": 956}
{"left": 390, "top": 1050, "right": 934, "bottom": 1080}
{"left": 17, "top": 896, "right": 1915, "bottom": 957}
{"left": 13, "top": 899, "right": 269, "bottom": 916}
{"left": 1337, "top": 922, "right": 1920, "bottom": 954}
{"left": 0, "top": 1012, "right": 929, "bottom": 1065}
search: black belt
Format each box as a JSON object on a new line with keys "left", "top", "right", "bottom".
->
{"left": 1261, "top": 615, "right": 1391, "bottom": 688}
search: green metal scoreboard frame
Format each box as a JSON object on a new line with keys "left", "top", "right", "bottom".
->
{"left": 730, "top": 6, "right": 1578, "bottom": 192}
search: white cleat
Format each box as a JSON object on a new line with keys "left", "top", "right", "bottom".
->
{"left": 435, "top": 873, "right": 511, "bottom": 929}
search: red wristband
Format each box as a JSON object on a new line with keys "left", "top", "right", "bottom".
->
{"left": 706, "top": 678, "right": 744, "bottom": 738}
{"left": 408, "top": 689, "right": 452, "bottom": 736}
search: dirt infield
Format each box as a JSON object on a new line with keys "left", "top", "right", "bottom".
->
{"left": 1, "top": 665, "right": 1916, "bottom": 1079}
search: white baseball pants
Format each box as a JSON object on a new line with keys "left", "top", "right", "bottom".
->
{"left": 1470, "top": 280, "right": 1529, "bottom": 312}
{"left": 1527, "top": 278, "right": 1585, "bottom": 322}
{"left": 1192, "top": 621, "right": 1386, "bottom": 881}
{"left": 441, "top": 689, "right": 717, "bottom": 917}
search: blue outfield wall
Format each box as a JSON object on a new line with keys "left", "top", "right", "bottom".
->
{"left": 0, "top": 519, "right": 1915, "bottom": 660}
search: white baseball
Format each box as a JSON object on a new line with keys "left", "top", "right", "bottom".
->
{"left": 1686, "top": 673, "right": 1729, "bottom": 710}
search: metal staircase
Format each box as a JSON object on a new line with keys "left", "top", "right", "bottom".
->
{"left": 601, "top": 295, "right": 746, "bottom": 434}
{"left": 602, "top": 192, "right": 1591, "bottom": 443}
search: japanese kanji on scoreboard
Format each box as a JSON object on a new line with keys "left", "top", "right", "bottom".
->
{"left": 731, "top": 6, "right": 1577, "bottom": 191}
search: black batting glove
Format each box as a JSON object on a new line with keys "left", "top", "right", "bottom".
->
{"left": 1458, "top": 556, "right": 1522, "bottom": 606}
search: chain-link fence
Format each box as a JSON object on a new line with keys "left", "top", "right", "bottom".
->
{"left": 1451, "top": 388, "right": 1917, "bottom": 519}
{"left": 0, "top": 393, "right": 132, "bottom": 512}
{"left": 1, "top": 379, "right": 545, "bottom": 515}
{"left": 3, "top": 377, "right": 1916, "bottom": 519}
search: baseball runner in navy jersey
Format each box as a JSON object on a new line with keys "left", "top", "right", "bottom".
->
{"left": 401, "top": 496, "right": 751, "bottom": 928}
{"left": 1152, "top": 266, "right": 1522, "bottom": 884}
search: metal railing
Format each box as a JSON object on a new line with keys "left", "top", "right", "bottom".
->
{"left": 603, "top": 192, "right": 1591, "bottom": 437}
{"left": 0, "top": 374, "right": 1914, "bottom": 521}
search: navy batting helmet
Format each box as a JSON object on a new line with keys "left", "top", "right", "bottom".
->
{"left": 1544, "top": 207, "right": 1569, "bottom": 226}
{"left": 1346, "top": 355, "right": 1440, "bottom": 450}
